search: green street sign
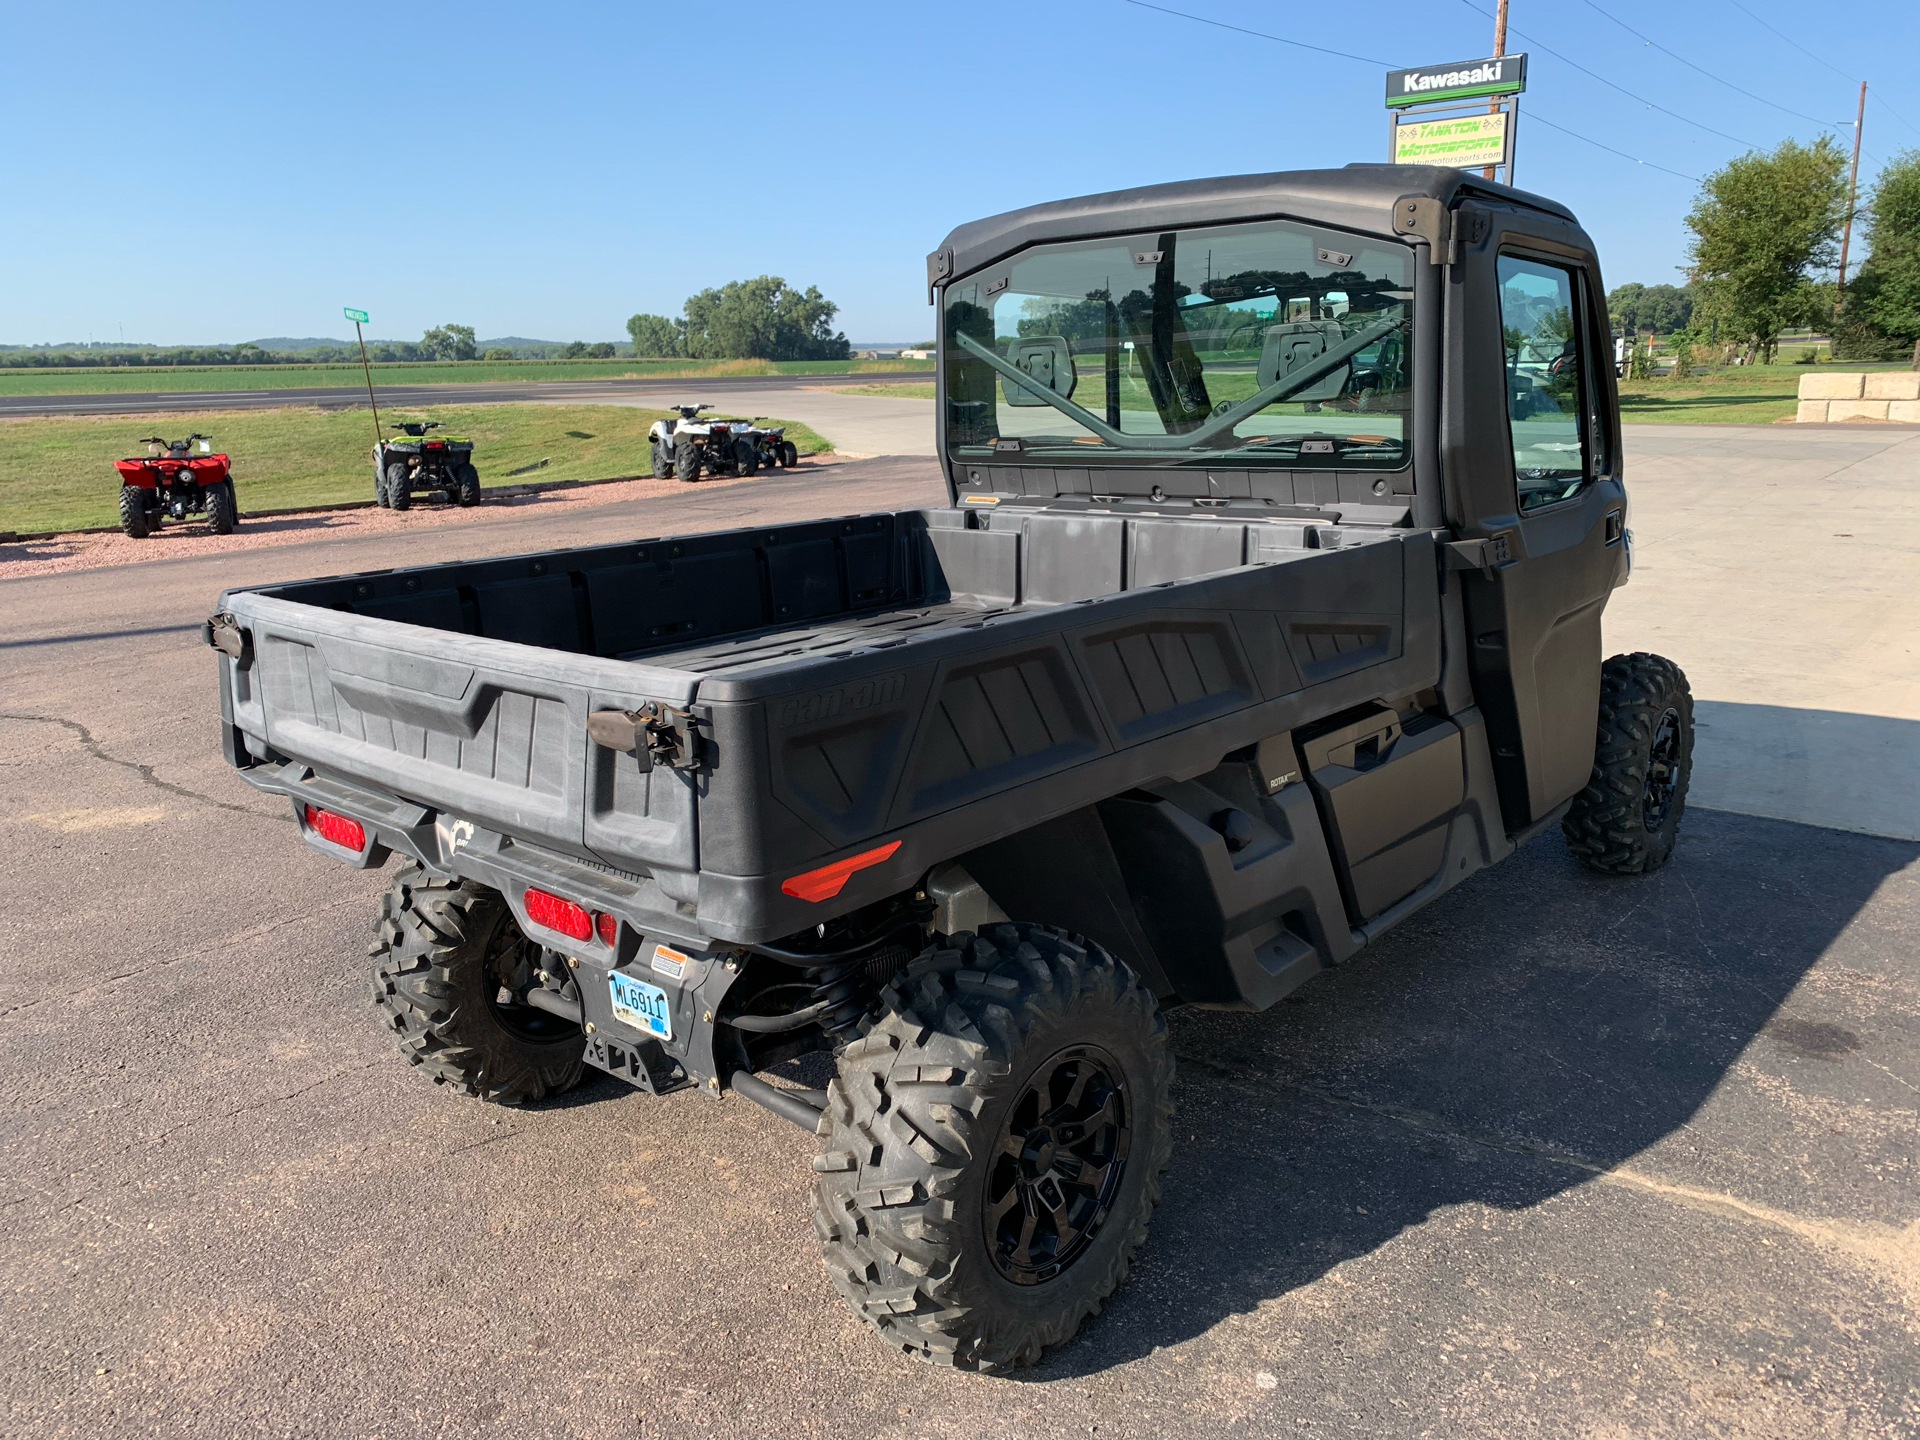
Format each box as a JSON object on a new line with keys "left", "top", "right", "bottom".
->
{"left": 343, "top": 307, "right": 369, "bottom": 323}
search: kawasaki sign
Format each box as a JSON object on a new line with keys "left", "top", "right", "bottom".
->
{"left": 1385, "top": 54, "right": 1527, "bottom": 108}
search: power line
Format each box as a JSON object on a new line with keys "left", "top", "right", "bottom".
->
{"left": 1120, "top": 1, "right": 1394, "bottom": 67}
{"left": 1122, "top": 1, "right": 1702, "bottom": 187}
{"left": 1573, "top": 0, "right": 1833, "bottom": 127}
{"left": 1522, "top": 112, "right": 1701, "bottom": 182}
{"left": 1452, "top": 0, "right": 1761, "bottom": 149}
{"left": 1721, "top": 0, "right": 1920, "bottom": 138}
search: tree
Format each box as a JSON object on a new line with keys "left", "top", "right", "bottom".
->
{"left": 679, "top": 276, "right": 850, "bottom": 361}
{"left": 1607, "top": 282, "right": 1693, "bottom": 336}
{"left": 625, "top": 312, "right": 682, "bottom": 357}
{"left": 1685, "top": 137, "right": 1847, "bottom": 364}
{"left": 1835, "top": 149, "right": 1920, "bottom": 364}
{"left": 481, "top": 347, "right": 513, "bottom": 360}
{"left": 421, "top": 324, "right": 478, "bottom": 361}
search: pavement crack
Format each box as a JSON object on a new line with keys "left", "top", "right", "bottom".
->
{"left": 1179, "top": 1054, "right": 1916, "bottom": 1288}
{"left": 0, "top": 711, "right": 263, "bottom": 818}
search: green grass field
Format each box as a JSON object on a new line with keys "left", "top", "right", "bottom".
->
{"left": 833, "top": 382, "right": 937, "bottom": 399}
{"left": 840, "top": 364, "right": 1900, "bottom": 425}
{"left": 0, "top": 403, "right": 830, "bottom": 535}
{"left": 0, "top": 356, "right": 931, "bottom": 398}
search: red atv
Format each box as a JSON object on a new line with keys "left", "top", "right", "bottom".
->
{"left": 114, "top": 434, "right": 238, "bottom": 538}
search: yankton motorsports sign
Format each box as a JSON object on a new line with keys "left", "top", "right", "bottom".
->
{"left": 1385, "top": 54, "right": 1526, "bottom": 108}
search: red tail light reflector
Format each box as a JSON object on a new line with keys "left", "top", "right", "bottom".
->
{"left": 304, "top": 804, "right": 366, "bottom": 850}
{"left": 595, "top": 911, "right": 618, "bottom": 946}
{"left": 524, "top": 888, "right": 593, "bottom": 941}
{"left": 780, "top": 840, "right": 902, "bottom": 903}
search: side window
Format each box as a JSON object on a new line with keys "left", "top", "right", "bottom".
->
{"left": 1497, "top": 255, "right": 1595, "bottom": 511}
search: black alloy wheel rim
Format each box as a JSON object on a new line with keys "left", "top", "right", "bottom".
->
{"left": 484, "top": 912, "right": 578, "bottom": 1042}
{"left": 1643, "top": 705, "right": 1683, "bottom": 832}
{"left": 982, "top": 1045, "right": 1132, "bottom": 1286}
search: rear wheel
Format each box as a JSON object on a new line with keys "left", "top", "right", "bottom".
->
{"left": 385, "top": 460, "right": 413, "bottom": 511}
{"left": 650, "top": 439, "right": 673, "bottom": 478}
{"left": 734, "top": 438, "right": 760, "bottom": 476}
{"left": 118, "top": 486, "right": 150, "bottom": 539}
{"left": 205, "top": 481, "right": 236, "bottom": 535}
{"left": 674, "top": 440, "right": 702, "bottom": 482}
{"left": 455, "top": 462, "right": 481, "bottom": 507}
{"left": 370, "top": 864, "right": 587, "bottom": 1105}
{"left": 812, "top": 923, "right": 1174, "bottom": 1371}
{"left": 1563, "top": 652, "right": 1694, "bottom": 875}
{"left": 780, "top": 440, "right": 799, "bottom": 469}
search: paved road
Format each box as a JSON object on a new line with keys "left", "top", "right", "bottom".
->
{"left": 0, "top": 369, "right": 936, "bottom": 419}
{"left": 1, "top": 452, "right": 1915, "bottom": 1439}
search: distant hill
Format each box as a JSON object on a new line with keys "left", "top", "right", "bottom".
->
{"left": 478, "top": 336, "right": 564, "bottom": 349}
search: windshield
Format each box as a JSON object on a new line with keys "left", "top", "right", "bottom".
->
{"left": 942, "top": 216, "right": 1413, "bottom": 472}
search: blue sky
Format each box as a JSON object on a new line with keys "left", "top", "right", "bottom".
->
{"left": 6, "top": 0, "right": 1915, "bottom": 346}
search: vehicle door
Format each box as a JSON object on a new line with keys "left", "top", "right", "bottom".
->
{"left": 1445, "top": 205, "right": 1628, "bottom": 832}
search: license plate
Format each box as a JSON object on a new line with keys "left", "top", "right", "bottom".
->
{"left": 608, "top": 971, "right": 672, "bottom": 1041}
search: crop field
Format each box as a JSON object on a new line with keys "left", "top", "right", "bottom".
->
{"left": 0, "top": 403, "right": 829, "bottom": 535}
{"left": 0, "top": 356, "right": 930, "bottom": 398}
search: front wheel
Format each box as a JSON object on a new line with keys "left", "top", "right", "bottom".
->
{"left": 1563, "top": 652, "right": 1694, "bottom": 874}
{"left": 385, "top": 460, "right": 413, "bottom": 511}
{"left": 205, "top": 481, "right": 236, "bottom": 535}
{"left": 118, "top": 486, "right": 150, "bottom": 539}
{"left": 369, "top": 864, "right": 586, "bottom": 1105}
{"left": 812, "top": 923, "right": 1174, "bottom": 1371}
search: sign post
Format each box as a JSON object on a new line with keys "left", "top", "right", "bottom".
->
{"left": 1385, "top": 54, "right": 1526, "bottom": 186}
{"left": 343, "top": 307, "right": 382, "bottom": 448}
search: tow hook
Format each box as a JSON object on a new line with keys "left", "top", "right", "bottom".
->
{"left": 587, "top": 702, "right": 704, "bottom": 771}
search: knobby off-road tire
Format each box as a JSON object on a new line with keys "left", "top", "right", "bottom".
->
{"left": 734, "top": 438, "right": 759, "bottom": 476}
{"left": 384, "top": 460, "right": 413, "bottom": 511}
{"left": 1563, "top": 651, "right": 1694, "bottom": 875}
{"left": 369, "top": 863, "right": 586, "bottom": 1105}
{"left": 118, "top": 486, "right": 149, "bottom": 539}
{"left": 373, "top": 466, "right": 390, "bottom": 507}
{"left": 780, "top": 440, "right": 799, "bottom": 469}
{"left": 811, "top": 923, "right": 1174, "bottom": 1371}
{"left": 455, "top": 462, "right": 481, "bottom": 507}
{"left": 205, "top": 481, "right": 236, "bottom": 535}
{"left": 674, "top": 440, "right": 702, "bottom": 482}
{"left": 650, "top": 439, "right": 673, "bottom": 478}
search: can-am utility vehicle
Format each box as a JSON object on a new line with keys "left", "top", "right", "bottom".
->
{"left": 649, "top": 404, "right": 763, "bottom": 481}
{"left": 209, "top": 164, "right": 1691, "bottom": 1373}
{"left": 373, "top": 421, "right": 480, "bottom": 511}
{"left": 116, "top": 434, "right": 237, "bottom": 538}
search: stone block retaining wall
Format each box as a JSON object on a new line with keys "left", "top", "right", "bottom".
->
{"left": 1795, "top": 371, "right": 1920, "bottom": 422}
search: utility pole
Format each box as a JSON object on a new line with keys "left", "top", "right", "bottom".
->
{"left": 1483, "top": 0, "right": 1509, "bottom": 182}
{"left": 1835, "top": 81, "right": 1867, "bottom": 312}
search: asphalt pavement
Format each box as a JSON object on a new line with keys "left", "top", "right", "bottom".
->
{"left": 1, "top": 452, "right": 1915, "bottom": 1439}
{"left": 0, "top": 370, "right": 935, "bottom": 419}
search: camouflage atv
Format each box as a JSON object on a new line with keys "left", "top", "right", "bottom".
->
{"left": 373, "top": 421, "right": 480, "bottom": 510}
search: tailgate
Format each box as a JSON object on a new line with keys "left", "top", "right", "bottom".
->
{"left": 224, "top": 593, "right": 702, "bottom": 870}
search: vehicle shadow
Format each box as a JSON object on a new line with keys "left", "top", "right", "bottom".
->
{"left": 1022, "top": 806, "right": 1918, "bottom": 1380}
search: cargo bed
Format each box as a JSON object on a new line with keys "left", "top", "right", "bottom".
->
{"left": 216, "top": 499, "right": 1438, "bottom": 945}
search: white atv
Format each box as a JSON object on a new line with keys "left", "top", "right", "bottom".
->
{"left": 649, "top": 404, "right": 765, "bottom": 482}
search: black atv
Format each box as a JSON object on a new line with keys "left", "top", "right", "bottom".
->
{"left": 373, "top": 422, "right": 480, "bottom": 511}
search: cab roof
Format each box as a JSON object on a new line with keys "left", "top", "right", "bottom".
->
{"left": 930, "top": 164, "right": 1580, "bottom": 286}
